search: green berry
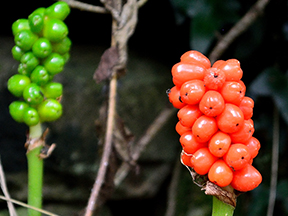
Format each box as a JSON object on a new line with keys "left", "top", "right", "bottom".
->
{"left": 43, "top": 18, "right": 68, "bottom": 42}
{"left": 32, "top": 38, "right": 52, "bottom": 58}
{"left": 23, "top": 107, "right": 40, "bottom": 126}
{"left": 45, "top": 1, "right": 70, "bottom": 20}
{"left": 12, "top": 19, "right": 30, "bottom": 36}
{"left": 43, "top": 52, "right": 65, "bottom": 75}
{"left": 23, "top": 83, "right": 44, "bottom": 105}
{"left": 38, "top": 99, "right": 62, "bottom": 122}
{"left": 14, "top": 29, "right": 38, "bottom": 51}
{"left": 11, "top": 45, "right": 25, "bottom": 61}
{"left": 28, "top": 7, "right": 46, "bottom": 34}
{"left": 42, "top": 82, "right": 63, "bottom": 98}
{"left": 52, "top": 37, "right": 71, "bottom": 54}
{"left": 20, "top": 52, "right": 39, "bottom": 74}
{"left": 9, "top": 101, "right": 29, "bottom": 123}
{"left": 62, "top": 52, "right": 70, "bottom": 63}
{"left": 7, "top": 74, "right": 31, "bottom": 97}
{"left": 30, "top": 65, "right": 50, "bottom": 86}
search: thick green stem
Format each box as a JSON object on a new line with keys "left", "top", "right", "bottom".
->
{"left": 212, "top": 196, "right": 234, "bottom": 216}
{"left": 27, "top": 123, "right": 43, "bottom": 216}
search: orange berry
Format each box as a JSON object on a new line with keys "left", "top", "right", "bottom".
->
{"left": 175, "top": 121, "right": 191, "bottom": 135}
{"left": 220, "top": 81, "right": 246, "bottom": 106}
{"left": 180, "top": 80, "right": 206, "bottom": 105}
{"left": 180, "top": 50, "right": 211, "bottom": 69}
{"left": 216, "top": 103, "right": 244, "bottom": 133}
{"left": 167, "top": 86, "right": 185, "bottom": 109}
{"left": 217, "top": 59, "right": 243, "bottom": 81}
{"left": 223, "top": 143, "right": 251, "bottom": 171}
{"left": 180, "top": 131, "right": 207, "bottom": 154}
{"left": 212, "top": 60, "right": 225, "bottom": 68}
{"left": 203, "top": 68, "right": 226, "bottom": 90}
{"left": 192, "top": 115, "right": 218, "bottom": 143}
{"left": 230, "top": 164, "right": 262, "bottom": 192}
{"left": 191, "top": 147, "right": 218, "bottom": 175}
{"left": 177, "top": 105, "right": 202, "bottom": 127}
{"left": 181, "top": 151, "right": 193, "bottom": 167}
{"left": 239, "top": 96, "right": 254, "bottom": 120}
{"left": 199, "top": 90, "right": 225, "bottom": 117}
{"left": 229, "top": 119, "right": 254, "bottom": 143}
{"left": 208, "top": 159, "right": 233, "bottom": 187}
{"left": 172, "top": 62, "right": 206, "bottom": 87}
{"left": 208, "top": 131, "right": 231, "bottom": 157}
{"left": 244, "top": 137, "right": 261, "bottom": 159}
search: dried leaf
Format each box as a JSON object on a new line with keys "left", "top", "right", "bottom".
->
{"left": 93, "top": 46, "right": 119, "bottom": 83}
{"left": 203, "top": 181, "right": 237, "bottom": 208}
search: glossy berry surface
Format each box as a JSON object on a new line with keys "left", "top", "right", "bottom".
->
{"left": 199, "top": 90, "right": 225, "bottom": 117}
{"left": 37, "top": 99, "right": 62, "bottom": 122}
{"left": 223, "top": 144, "right": 251, "bottom": 171}
{"left": 230, "top": 164, "right": 262, "bottom": 192}
{"left": 8, "top": 74, "right": 31, "bottom": 97}
{"left": 9, "top": 101, "right": 29, "bottom": 123}
{"left": 180, "top": 80, "right": 206, "bottom": 105}
{"left": 191, "top": 147, "right": 217, "bottom": 175}
{"left": 192, "top": 115, "right": 218, "bottom": 143}
{"left": 208, "top": 159, "right": 233, "bottom": 187}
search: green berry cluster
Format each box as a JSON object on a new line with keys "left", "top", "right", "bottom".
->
{"left": 8, "top": 1, "right": 71, "bottom": 126}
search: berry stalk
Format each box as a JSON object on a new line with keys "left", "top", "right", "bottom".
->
{"left": 27, "top": 123, "right": 43, "bottom": 216}
{"left": 212, "top": 196, "right": 234, "bottom": 216}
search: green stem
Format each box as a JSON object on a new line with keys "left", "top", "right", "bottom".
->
{"left": 27, "top": 123, "right": 43, "bottom": 216}
{"left": 212, "top": 196, "right": 235, "bottom": 216}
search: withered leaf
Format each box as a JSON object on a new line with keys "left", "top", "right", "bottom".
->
{"left": 94, "top": 46, "right": 119, "bottom": 83}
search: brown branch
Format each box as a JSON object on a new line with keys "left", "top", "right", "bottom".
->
{"left": 114, "top": 107, "right": 176, "bottom": 186}
{"left": 267, "top": 106, "right": 279, "bottom": 216}
{"left": 165, "top": 157, "right": 181, "bottom": 216}
{"left": 61, "top": 0, "right": 108, "bottom": 13}
{"left": 208, "top": 0, "right": 270, "bottom": 63}
{"left": 62, "top": 0, "right": 148, "bottom": 13}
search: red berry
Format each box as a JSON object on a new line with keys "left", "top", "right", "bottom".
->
{"left": 180, "top": 131, "right": 207, "bottom": 154}
{"left": 244, "top": 137, "right": 261, "bottom": 159}
{"left": 172, "top": 62, "right": 206, "bottom": 87}
{"left": 191, "top": 147, "right": 217, "bottom": 175}
{"left": 199, "top": 90, "right": 225, "bottom": 117}
{"left": 229, "top": 119, "right": 254, "bottom": 143}
{"left": 167, "top": 86, "right": 185, "bottom": 109}
{"left": 223, "top": 143, "right": 251, "bottom": 171}
{"left": 208, "top": 131, "right": 231, "bottom": 157}
{"left": 212, "top": 60, "right": 225, "bottom": 69}
{"left": 220, "top": 81, "right": 246, "bottom": 106}
{"left": 230, "top": 164, "right": 262, "bottom": 192}
{"left": 177, "top": 105, "right": 202, "bottom": 127}
{"left": 208, "top": 159, "right": 233, "bottom": 187}
{"left": 239, "top": 96, "right": 254, "bottom": 120}
{"left": 203, "top": 68, "right": 226, "bottom": 90}
{"left": 217, "top": 59, "right": 243, "bottom": 81}
{"left": 181, "top": 151, "right": 194, "bottom": 167}
{"left": 192, "top": 115, "right": 218, "bottom": 143}
{"left": 175, "top": 121, "right": 191, "bottom": 135}
{"left": 180, "top": 50, "right": 211, "bottom": 69}
{"left": 217, "top": 103, "right": 244, "bottom": 133}
{"left": 180, "top": 80, "right": 206, "bottom": 105}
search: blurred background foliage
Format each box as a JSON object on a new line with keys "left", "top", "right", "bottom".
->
{"left": 1, "top": 0, "right": 288, "bottom": 215}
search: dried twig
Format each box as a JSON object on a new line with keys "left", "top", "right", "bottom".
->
{"left": 267, "top": 106, "right": 279, "bottom": 216}
{"left": 62, "top": 0, "right": 147, "bottom": 13}
{"left": 61, "top": 0, "right": 108, "bottom": 13}
{"left": 114, "top": 107, "right": 176, "bottom": 186}
{"left": 0, "top": 195, "right": 59, "bottom": 216}
{"left": 208, "top": 0, "right": 270, "bottom": 62}
{"left": 0, "top": 157, "right": 17, "bottom": 216}
{"left": 165, "top": 157, "right": 182, "bottom": 216}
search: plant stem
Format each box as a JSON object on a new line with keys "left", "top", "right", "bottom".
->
{"left": 27, "top": 123, "right": 43, "bottom": 216}
{"left": 212, "top": 196, "right": 234, "bottom": 216}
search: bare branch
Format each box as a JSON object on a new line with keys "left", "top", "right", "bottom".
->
{"left": 0, "top": 158, "right": 17, "bottom": 216}
{"left": 267, "top": 106, "right": 279, "bottom": 216}
{"left": 114, "top": 107, "right": 176, "bottom": 186}
{"left": 208, "top": 0, "right": 270, "bottom": 63}
{"left": 61, "top": 0, "right": 108, "bottom": 13}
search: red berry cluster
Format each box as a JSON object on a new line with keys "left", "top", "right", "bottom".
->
{"left": 167, "top": 51, "right": 262, "bottom": 192}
